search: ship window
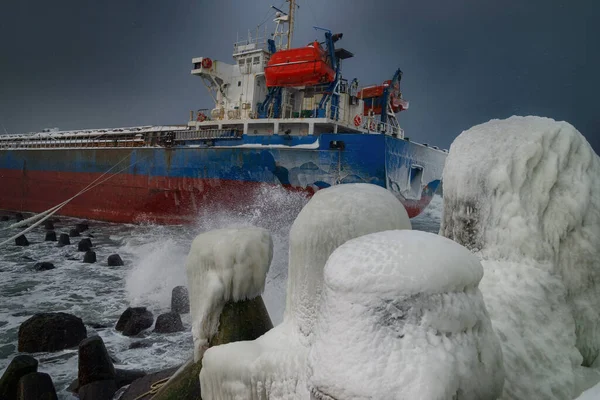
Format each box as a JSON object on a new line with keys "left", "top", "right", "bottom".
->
{"left": 238, "top": 81, "right": 241, "bottom": 87}
{"left": 238, "top": 59, "right": 245, "bottom": 66}
{"left": 253, "top": 56, "right": 260, "bottom": 65}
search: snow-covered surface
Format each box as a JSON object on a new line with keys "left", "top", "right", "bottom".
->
{"left": 440, "top": 116, "right": 600, "bottom": 399}
{"left": 232, "top": 140, "right": 320, "bottom": 149}
{"left": 185, "top": 227, "right": 273, "bottom": 361}
{"left": 0, "top": 125, "right": 188, "bottom": 140}
{"left": 576, "top": 381, "right": 600, "bottom": 400}
{"left": 200, "top": 183, "right": 412, "bottom": 399}
{"left": 307, "top": 230, "right": 504, "bottom": 400}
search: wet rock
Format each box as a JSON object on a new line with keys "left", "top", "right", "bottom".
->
{"left": 17, "top": 372, "right": 57, "bottom": 400}
{"left": 171, "top": 286, "right": 190, "bottom": 314}
{"left": 107, "top": 254, "right": 124, "bottom": 267}
{"left": 78, "top": 239, "right": 92, "bottom": 252}
{"left": 0, "top": 355, "right": 38, "bottom": 400}
{"left": 43, "top": 220, "right": 54, "bottom": 230}
{"left": 68, "top": 369, "right": 146, "bottom": 395}
{"left": 78, "top": 336, "right": 115, "bottom": 387}
{"left": 69, "top": 228, "right": 81, "bottom": 238}
{"left": 18, "top": 312, "right": 87, "bottom": 353}
{"left": 33, "top": 262, "right": 55, "bottom": 271}
{"left": 58, "top": 233, "right": 70, "bottom": 246}
{"left": 87, "top": 322, "right": 111, "bottom": 330}
{"left": 116, "top": 369, "right": 147, "bottom": 390}
{"left": 44, "top": 231, "right": 57, "bottom": 242}
{"left": 128, "top": 340, "right": 153, "bottom": 350}
{"left": 119, "top": 366, "right": 180, "bottom": 400}
{"left": 15, "top": 213, "right": 24, "bottom": 222}
{"left": 83, "top": 251, "right": 96, "bottom": 264}
{"left": 116, "top": 307, "right": 154, "bottom": 337}
{"left": 154, "top": 312, "right": 184, "bottom": 334}
{"left": 0, "top": 216, "right": 9, "bottom": 221}
{"left": 76, "top": 222, "right": 89, "bottom": 233}
{"left": 15, "top": 235, "right": 29, "bottom": 247}
{"left": 78, "top": 379, "right": 117, "bottom": 400}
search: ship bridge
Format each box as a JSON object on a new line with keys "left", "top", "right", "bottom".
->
{"left": 187, "top": 1, "right": 405, "bottom": 139}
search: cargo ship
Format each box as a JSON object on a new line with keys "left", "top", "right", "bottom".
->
{"left": 0, "top": 1, "right": 447, "bottom": 224}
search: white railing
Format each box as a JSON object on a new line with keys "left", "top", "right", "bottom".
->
{"left": 233, "top": 27, "right": 269, "bottom": 54}
{"left": 174, "top": 129, "right": 242, "bottom": 141}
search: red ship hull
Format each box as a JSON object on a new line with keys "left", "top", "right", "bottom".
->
{"left": 0, "top": 168, "right": 432, "bottom": 224}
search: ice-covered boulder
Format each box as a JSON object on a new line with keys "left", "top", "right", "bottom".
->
{"left": 186, "top": 227, "right": 274, "bottom": 361}
{"left": 150, "top": 227, "right": 274, "bottom": 400}
{"left": 200, "top": 183, "right": 412, "bottom": 399}
{"left": 441, "top": 116, "right": 600, "bottom": 399}
{"left": 308, "top": 230, "right": 504, "bottom": 400}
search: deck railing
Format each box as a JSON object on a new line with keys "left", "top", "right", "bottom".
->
{"left": 0, "top": 129, "right": 242, "bottom": 150}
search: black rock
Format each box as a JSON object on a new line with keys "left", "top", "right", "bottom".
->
{"left": 43, "top": 220, "right": 54, "bottom": 230}
{"left": 107, "top": 254, "right": 124, "bottom": 267}
{"left": 18, "top": 312, "right": 87, "bottom": 353}
{"left": 83, "top": 251, "right": 96, "bottom": 264}
{"left": 33, "top": 262, "right": 55, "bottom": 271}
{"left": 69, "top": 228, "right": 81, "bottom": 238}
{"left": 44, "top": 231, "right": 57, "bottom": 242}
{"left": 78, "top": 336, "right": 115, "bottom": 387}
{"left": 58, "top": 233, "right": 70, "bottom": 246}
{"left": 154, "top": 312, "right": 184, "bottom": 334}
{"left": 0, "top": 216, "right": 9, "bottom": 221}
{"left": 15, "top": 213, "right": 24, "bottom": 222}
{"left": 115, "top": 307, "right": 154, "bottom": 336}
{"left": 17, "top": 372, "right": 58, "bottom": 400}
{"left": 75, "top": 222, "right": 89, "bottom": 233}
{"left": 119, "top": 366, "right": 180, "bottom": 400}
{"left": 78, "top": 239, "right": 92, "bottom": 252}
{"left": 171, "top": 286, "right": 190, "bottom": 314}
{"left": 87, "top": 322, "right": 111, "bottom": 330}
{"left": 68, "top": 368, "right": 146, "bottom": 395}
{"left": 115, "top": 369, "right": 147, "bottom": 390}
{"left": 128, "top": 340, "right": 153, "bottom": 350}
{"left": 15, "top": 235, "right": 29, "bottom": 247}
{"left": 0, "top": 355, "right": 38, "bottom": 400}
{"left": 78, "top": 379, "right": 117, "bottom": 400}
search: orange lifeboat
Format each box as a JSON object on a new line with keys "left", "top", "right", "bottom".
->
{"left": 359, "top": 80, "right": 408, "bottom": 115}
{"left": 357, "top": 80, "right": 392, "bottom": 99}
{"left": 265, "top": 41, "right": 335, "bottom": 87}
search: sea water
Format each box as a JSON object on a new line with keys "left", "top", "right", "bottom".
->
{"left": 0, "top": 189, "right": 442, "bottom": 399}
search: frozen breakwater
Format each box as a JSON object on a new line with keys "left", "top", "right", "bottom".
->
{"left": 441, "top": 116, "right": 600, "bottom": 399}
{"left": 2, "top": 116, "right": 600, "bottom": 400}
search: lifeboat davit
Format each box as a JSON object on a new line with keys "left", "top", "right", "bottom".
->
{"left": 265, "top": 41, "right": 335, "bottom": 87}
{"left": 358, "top": 80, "right": 408, "bottom": 115}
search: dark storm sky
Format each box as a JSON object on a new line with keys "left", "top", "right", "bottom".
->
{"left": 1, "top": 0, "right": 598, "bottom": 151}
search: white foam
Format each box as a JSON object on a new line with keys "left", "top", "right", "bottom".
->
{"left": 200, "top": 183, "right": 412, "bottom": 399}
{"left": 441, "top": 116, "right": 600, "bottom": 399}
{"left": 186, "top": 227, "right": 273, "bottom": 361}
{"left": 308, "top": 230, "right": 504, "bottom": 400}
{"left": 125, "top": 237, "right": 189, "bottom": 309}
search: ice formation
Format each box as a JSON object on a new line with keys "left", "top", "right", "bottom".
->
{"left": 200, "top": 183, "right": 412, "bottom": 399}
{"left": 307, "top": 229, "right": 504, "bottom": 400}
{"left": 440, "top": 116, "right": 600, "bottom": 399}
{"left": 185, "top": 227, "right": 273, "bottom": 360}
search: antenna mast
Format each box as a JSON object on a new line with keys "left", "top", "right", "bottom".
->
{"left": 287, "top": 0, "right": 296, "bottom": 49}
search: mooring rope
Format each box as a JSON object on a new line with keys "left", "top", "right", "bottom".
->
{"left": 132, "top": 377, "right": 171, "bottom": 400}
{"left": 2, "top": 152, "right": 136, "bottom": 231}
{"left": 0, "top": 152, "right": 147, "bottom": 247}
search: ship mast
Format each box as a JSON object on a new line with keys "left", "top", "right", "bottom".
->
{"left": 287, "top": 0, "right": 296, "bottom": 49}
